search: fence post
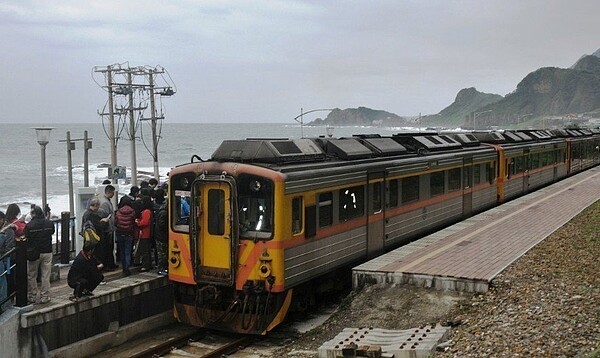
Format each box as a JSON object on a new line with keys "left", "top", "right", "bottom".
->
{"left": 15, "top": 238, "right": 28, "bottom": 307}
{"left": 60, "top": 211, "right": 70, "bottom": 264}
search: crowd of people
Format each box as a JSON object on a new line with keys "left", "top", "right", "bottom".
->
{"left": 0, "top": 178, "right": 170, "bottom": 307}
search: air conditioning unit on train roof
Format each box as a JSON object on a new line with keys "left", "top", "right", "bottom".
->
{"left": 503, "top": 131, "right": 525, "bottom": 142}
{"left": 211, "top": 138, "right": 326, "bottom": 164}
{"left": 391, "top": 134, "right": 461, "bottom": 152}
{"left": 352, "top": 135, "right": 408, "bottom": 156}
{"left": 316, "top": 138, "right": 373, "bottom": 160}
{"left": 471, "top": 131, "right": 506, "bottom": 143}
{"left": 445, "top": 133, "right": 480, "bottom": 147}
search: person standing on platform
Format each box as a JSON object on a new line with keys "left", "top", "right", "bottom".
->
{"left": 6, "top": 204, "right": 26, "bottom": 237}
{"left": 148, "top": 178, "right": 159, "bottom": 191}
{"left": 98, "top": 185, "right": 117, "bottom": 271}
{"left": 115, "top": 198, "right": 136, "bottom": 276}
{"left": 67, "top": 243, "right": 104, "bottom": 302}
{"left": 24, "top": 206, "right": 55, "bottom": 304}
{"left": 153, "top": 189, "right": 168, "bottom": 276}
{"left": 135, "top": 196, "right": 153, "bottom": 272}
{"left": 0, "top": 211, "right": 16, "bottom": 309}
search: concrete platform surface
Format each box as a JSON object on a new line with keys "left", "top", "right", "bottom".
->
{"left": 353, "top": 167, "right": 600, "bottom": 293}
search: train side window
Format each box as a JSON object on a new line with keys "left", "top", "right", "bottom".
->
{"left": 531, "top": 153, "right": 540, "bottom": 169}
{"left": 207, "top": 189, "right": 225, "bottom": 235}
{"left": 388, "top": 179, "right": 399, "bottom": 208}
{"left": 473, "top": 164, "right": 481, "bottom": 185}
{"left": 401, "top": 175, "right": 419, "bottom": 203}
{"left": 292, "top": 197, "right": 303, "bottom": 235}
{"left": 371, "top": 182, "right": 382, "bottom": 214}
{"left": 515, "top": 156, "right": 524, "bottom": 174}
{"left": 430, "top": 171, "right": 445, "bottom": 197}
{"left": 318, "top": 192, "right": 333, "bottom": 228}
{"left": 305, "top": 205, "right": 316, "bottom": 238}
{"left": 463, "top": 165, "right": 472, "bottom": 189}
{"left": 448, "top": 168, "right": 461, "bottom": 192}
{"left": 339, "top": 185, "right": 365, "bottom": 221}
{"left": 487, "top": 162, "right": 494, "bottom": 184}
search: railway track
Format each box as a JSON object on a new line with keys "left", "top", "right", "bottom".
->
{"left": 134, "top": 330, "right": 253, "bottom": 358}
{"left": 95, "top": 324, "right": 255, "bottom": 358}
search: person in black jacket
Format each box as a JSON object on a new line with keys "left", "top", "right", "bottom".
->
{"left": 24, "top": 205, "right": 55, "bottom": 304}
{"left": 67, "top": 243, "right": 104, "bottom": 302}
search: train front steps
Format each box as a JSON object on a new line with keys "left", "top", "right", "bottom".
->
{"left": 0, "top": 270, "right": 173, "bottom": 358}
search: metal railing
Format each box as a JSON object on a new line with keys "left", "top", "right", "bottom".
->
{"left": 0, "top": 212, "right": 76, "bottom": 312}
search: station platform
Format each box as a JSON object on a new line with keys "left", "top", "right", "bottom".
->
{"left": 1, "top": 264, "right": 173, "bottom": 358}
{"left": 353, "top": 166, "right": 600, "bottom": 293}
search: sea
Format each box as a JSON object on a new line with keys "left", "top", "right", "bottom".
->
{"left": 0, "top": 122, "right": 425, "bottom": 217}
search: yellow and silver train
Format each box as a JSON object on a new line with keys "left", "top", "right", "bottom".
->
{"left": 166, "top": 129, "right": 600, "bottom": 334}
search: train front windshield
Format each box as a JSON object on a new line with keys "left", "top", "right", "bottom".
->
{"left": 237, "top": 175, "right": 273, "bottom": 240}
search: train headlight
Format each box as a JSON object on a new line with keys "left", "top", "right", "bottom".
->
{"left": 259, "top": 263, "right": 271, "bottom": 278}
{"left": 259, "top": 250, "right": 272, "bottom": 278}
{"left": 170, "top": 241, "right": 182, "bottom": 268}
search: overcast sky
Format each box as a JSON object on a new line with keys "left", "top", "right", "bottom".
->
{"left": 2, "top": 1, "right": 600, "bottom": 124}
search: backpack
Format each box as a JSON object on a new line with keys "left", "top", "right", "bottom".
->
{"left": 153, "top": 204, "right": 168, "bottom": 242}
{"left": 81, "top": 219, "right": 101, "bottom": 246}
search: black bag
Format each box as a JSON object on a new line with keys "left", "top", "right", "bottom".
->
{"left": 26, "top": 246, "right": 40, "bottom": 261}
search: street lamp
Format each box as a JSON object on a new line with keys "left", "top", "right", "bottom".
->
{"left": 32, "top": 127, "right": 54, "bottom": 213}
{"left": 473, "top": 110, "right": 492, "bottom": 130}
{"left": 294, "top": 108, "right": 334, "bottom": 138}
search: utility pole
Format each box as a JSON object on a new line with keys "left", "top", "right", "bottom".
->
{"left": 107, "top": 66, "right": 117, "bottom": 176}
{"left": 149, "top": 69, "right": 160, "bottom": 180}
{"left": 94, "top": 64, "right": 175, "bottom": 184}
{"left": 127, "top": 71, "right": 138, "bottom": 186}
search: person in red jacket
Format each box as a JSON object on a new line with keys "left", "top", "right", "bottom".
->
{"left": 135, "top": 196, "right": 153, "bottom": 272}
{"left": 114, "top": 199, "right": 136, "bottom": 276}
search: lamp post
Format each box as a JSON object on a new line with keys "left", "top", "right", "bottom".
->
{"left": 33, "top": 127, "right": 54, "bottom": 212}
{"left": 473, "top": 110, "right": 492, "bottom": 130}
{"left": 294, "top": 108, "right": 334, "bottom": 138}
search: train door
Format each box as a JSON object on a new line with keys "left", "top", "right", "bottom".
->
{"left": 523, "top": 149, "right": 531, "bottom": 193}
{"left": 191, "top": 178, "right": 236, "bottom": 286}
{"left": 462, "top": 157, "right": 473, "bottom": 218}
{"left": 367, "top": 172, "right": 385, "bottom": 257}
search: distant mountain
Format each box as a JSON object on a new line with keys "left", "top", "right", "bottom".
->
{"left": 308, "top": 107, "right": 409, "bottom": 126}
{"left": 474, "top": 55, "right": 600, "bottom": 127}
{"left": 427, "top": 87, "right": 502, "bottom": 127}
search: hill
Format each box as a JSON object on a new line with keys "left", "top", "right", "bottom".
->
{"left": 426, "top": 87, "right": 502, "bottom": 127}
{"left": 474, "top": 55, "right": 600, "bottom": 128}
{"left": 307, "top": 107, "right": 410, "bottom": 126}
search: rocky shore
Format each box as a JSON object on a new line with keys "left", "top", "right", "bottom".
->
{"left": 274, "top": 200, "right": 600, "bottom": 357}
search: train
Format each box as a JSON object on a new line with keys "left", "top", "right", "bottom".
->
{"left": 165, "top": 128, "right": 600, "bottom": 334}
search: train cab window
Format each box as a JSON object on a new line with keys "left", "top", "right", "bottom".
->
{"left": 388, "top": 179, "right": 399, "bottom": 208}
{"left": 448, "top": 168, "right": 461, "bottom": 192}
{"left": 339, "top": 185, "right": 365, "bottom": 221}
{"left": 238, "top": 175, "right": 273, "bottom": 240}
{"left": 207, "top": 189, "right": 225, "bottom": 235}
{"left": 318, "top": 192, "right": 333, "bottom": 227}
{"left": 430, "top": 171, "right": 445, "bottom": 197}
{"left": 401, "top": 175, "right": 419, "bottom": 203}
{"left": 292, "top": 197, "right": 303, "bottom": 235}
{"left": 170, "top": 172, "right": 196, "bottom": 233}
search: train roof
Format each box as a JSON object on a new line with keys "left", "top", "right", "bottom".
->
{"left": 207, "top": 129, "right": 598, "bottom": 169}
